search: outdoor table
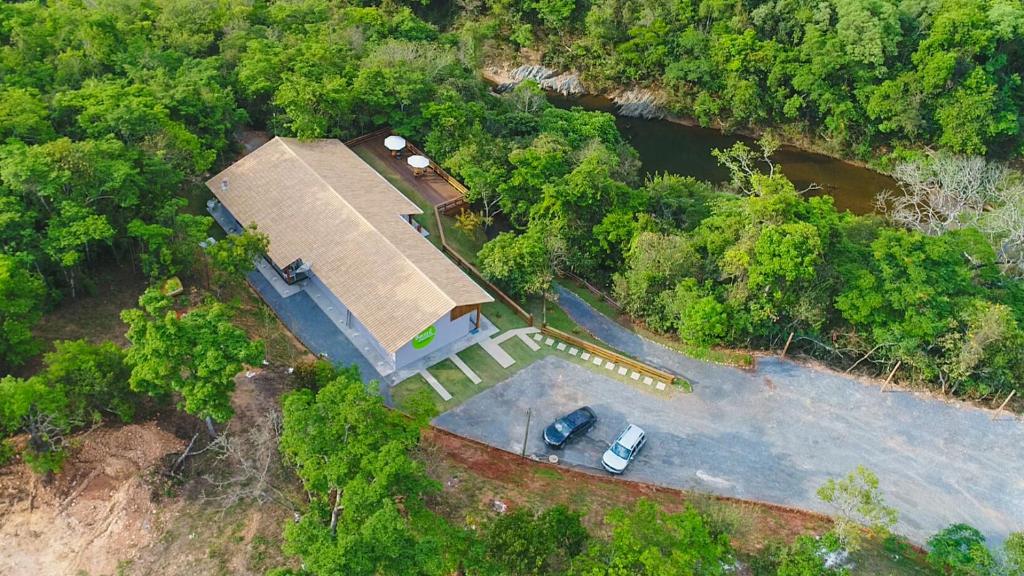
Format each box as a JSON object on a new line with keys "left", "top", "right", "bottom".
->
{"left": 407, "top": 154, "right": 430, "bottom": 176}
{"left": 384, "top": 135, "right": 407, "bottom": 157}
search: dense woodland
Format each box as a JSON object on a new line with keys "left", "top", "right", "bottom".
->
{"left": 469, "top": 0, "right": 1024, "bottom": 158}
{"left": 0, "top": 0, "right": 1023, "bottom": 574}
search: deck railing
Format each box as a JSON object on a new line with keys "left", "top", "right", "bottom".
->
{"left": 434, "top": 205, "right": 534, "bottom": 326}
{"left": 343, "top": 127, "right": 392, "bottom": 147}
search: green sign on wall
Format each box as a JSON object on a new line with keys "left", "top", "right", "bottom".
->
{"left": 412, "top": 325, "right": 436, "bottom": 349}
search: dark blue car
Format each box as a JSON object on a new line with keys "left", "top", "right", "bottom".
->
{"left": 543, "top": 406, "right": 597, "bottom": 448}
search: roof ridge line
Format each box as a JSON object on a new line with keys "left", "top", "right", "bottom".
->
{"left": 278, "top": 138, "right": 458, "bottom": 312}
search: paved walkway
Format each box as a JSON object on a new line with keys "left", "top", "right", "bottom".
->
{"left": 480, "top": 338, "right": 516, "bottom": 368}
{"left": 247, "top": 272, "right": 384, "bottom": 389}
{"left": 420, "top": 369, "right": 452, "bottom": 401}
{"left": 436, "top": 287, "right": 1024, "bottom": 545}
{"left": 449, "top": 353, "right": 481, "bottom": 385}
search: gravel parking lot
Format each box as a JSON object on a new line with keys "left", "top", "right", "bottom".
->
{"left": 433, "top": 356, "right": 1024, "bottom": 545}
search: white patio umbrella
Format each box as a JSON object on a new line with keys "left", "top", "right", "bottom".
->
{"left": 407, "top": 155, "right": 430, "bottom": 169}
{"left": 384, "top": 135, "right": 407, "bottom": 152}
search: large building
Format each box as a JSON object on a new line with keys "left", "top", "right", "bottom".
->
{"left": 206, "top": 137, "right": 493, "bottom": 374}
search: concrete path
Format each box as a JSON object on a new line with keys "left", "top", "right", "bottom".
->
{"left": 480, "top": 338, "right": 516, "bottom": 368}
{"left": 420, "top": 369, "right": 452, "bottom": 401}
{"left": 247, "top": 272, "right": 386, "bottom": 395}
{"left": 449, "top": 353, "right": 481, "bottom": 385}
{"left": 517, "top": 332, "right": 541, "bottom": 351}
{"left": 435, "top": 289, "right": 1024, "bottom": 545}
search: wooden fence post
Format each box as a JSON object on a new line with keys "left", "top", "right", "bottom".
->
{"left": 881, "top": 360, "right": 901, "bottom": 392}
{"left": 780, "top": 332, "right": 794, "bottom": 358}
{"left": 992, "top": 390, "right": 1015, "bottom": 421}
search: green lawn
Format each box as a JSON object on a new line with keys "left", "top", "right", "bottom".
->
{"left": 392, "top": 336, "right": 549, "bottom": 415}
{"left": 393, "top": 324, "right": 678, "bottom": 415}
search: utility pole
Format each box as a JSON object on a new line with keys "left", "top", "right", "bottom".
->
{"left": 521, "top": 408, "right": 532, "bottom": 458}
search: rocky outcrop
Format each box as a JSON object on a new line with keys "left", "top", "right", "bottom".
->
{"left": 611, "top": 88, "right": 666, "bottom": 120}
{"left": 489, "top": 63, "right": 662, "bottom": 114}
{"left": 498, "top": 65, "right": 587, "bottom": 96}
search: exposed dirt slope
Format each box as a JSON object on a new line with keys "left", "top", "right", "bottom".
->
{"left": 0, "top": 423, "right": 183, "bottom": 576}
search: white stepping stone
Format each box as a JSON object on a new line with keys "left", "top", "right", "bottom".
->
{"left": 568, "top": 347, "right": 578, "bottom": 355}
{"left": 592, "top": 356, "right": 603, "bottom": 365}
{"left": 630, "top": 372, "right": 640, "bottom": 380}
{"left": 533, "top": 333, "right": 543, "bottom": 341}
{"left": 643, "top": 376, "right": 653, "bottom": 385}
{"left": 581, "top": 352, "right": 590, "bottom": 361}
{"left": 556, "top": 342, "right": 566, "bottom": 351}
{"left": 605, "top": 362, "right": 615, "bottom": 370}
{"left": 656, "top": 381, "right": 667, "bottom": 390}
{"left": 545, "top": 338, "right": 554, "bottom": 346}
{"left": 618, "top": 367, "right": 628, "bottom": 376}
{"left": 419, "top": 369, "right": 452, "bottom": 401}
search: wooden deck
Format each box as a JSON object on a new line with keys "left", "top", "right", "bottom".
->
{"left": 349, "top": 137, "right": 464, "bottom": 207}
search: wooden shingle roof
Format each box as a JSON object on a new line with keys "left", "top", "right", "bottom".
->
{"left": 206, "top": 137, "right": 492, "bottom": 353}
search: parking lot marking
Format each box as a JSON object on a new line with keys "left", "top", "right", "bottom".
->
{"left": 643, "top": 376, "right": 653, "bottom": 385}
{"left": 618, "top": 367, "right": 628, "bottom": 376}
{"left": 580, "top": 352, "right": 591, "bottom": 361}
{"left": 630, "top": 371, "right": 640, "bottom": 380}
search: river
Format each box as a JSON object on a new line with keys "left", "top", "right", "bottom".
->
{"left": 547, "top": 93, "right": 898, "bottom": 215}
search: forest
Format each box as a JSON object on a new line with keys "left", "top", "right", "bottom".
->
{"left": 0, "top": 0, "right": 1022, "bottom": 574}
{"left": 468, "top": 0, "right": 1024, "bottom": 158}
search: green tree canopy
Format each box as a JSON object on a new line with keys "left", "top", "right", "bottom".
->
{"left": 122, "top": 288, "right": 263, "bottom": 423}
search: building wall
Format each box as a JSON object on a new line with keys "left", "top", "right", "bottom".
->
{"left": 208, "top": 199, "right": 478, "bottom": 373}
{"left": 304, "top": 274, "right": 397, "bottom": 367}
{"left": 394, "top": 307, "right": 479, "bottom": 368}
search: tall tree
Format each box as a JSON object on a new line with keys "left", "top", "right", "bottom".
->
{"left": 121, "top": 288, "right": 263, "bottom": 428}
{"left": 0, "top": 254, "right": 46, "bottom": 369}
{"left": 570, "top": 500, "right": 732, "bottom": 575}
{"left": 279, "top": 371, "right": 455, "bottom": 575}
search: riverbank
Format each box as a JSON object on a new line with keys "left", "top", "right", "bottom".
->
{"left": 482, "top": 66, "right": 898, "bottom": 215}
{"left": 482, "top": 66, "right": 886, "bottom": 174}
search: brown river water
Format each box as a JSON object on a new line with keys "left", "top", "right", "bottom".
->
{"left": 548, "top": 92, "right": 899, "bottom": 215}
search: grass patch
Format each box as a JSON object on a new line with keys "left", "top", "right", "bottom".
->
{"left": 393, "top": 337, "right": 550, "bottom": 414}
{"left": 526, "top": 294, "right": 603, "bottom": 346}
{"left": 228, "top": 282, "right": 307, "bottom": 366}
{"left": 483, "top": 296, "right": 529, "bottom": 332}
{"left": 641, "top": 330, "right": 754, "bottom": 369}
